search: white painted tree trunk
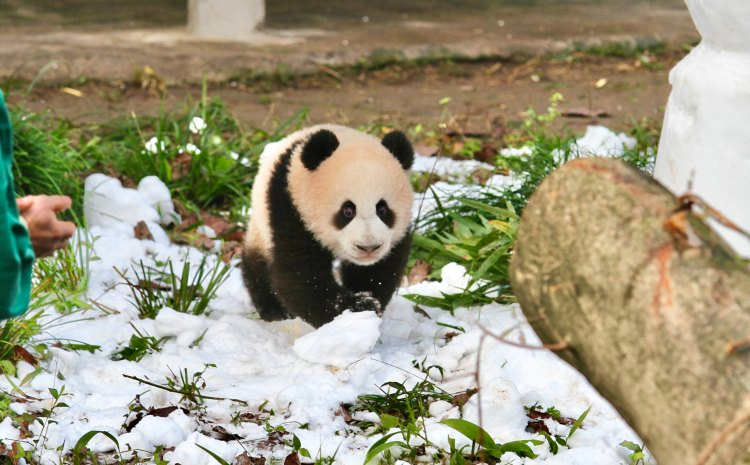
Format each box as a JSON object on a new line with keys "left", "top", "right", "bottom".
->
{"left": 188, "top": 0, "right": 265, "bottom": 41}
{"left": 654, "top": 0, "right": 750, "bottom": 258}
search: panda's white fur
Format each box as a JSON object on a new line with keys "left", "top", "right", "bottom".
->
{"left": 241, "top": 124, "right": 414, "bottom": 327}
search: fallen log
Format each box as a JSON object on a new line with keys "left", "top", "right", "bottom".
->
{"left": 509, "top": 158, "right": 750, "bottom": 465}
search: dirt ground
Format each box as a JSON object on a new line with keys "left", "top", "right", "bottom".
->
{"left": 0, "top": 0, "right": 698, "bottom": 132}
{"left": 10, "top": 54, "right": 684, "bottom": 134}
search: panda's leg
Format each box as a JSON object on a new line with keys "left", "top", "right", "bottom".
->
{"left": 241, "top": 248, "right": 290, "bottom": 321}
{"left": 340, "top": 234, "right": 412, "bottom": 309}
{"left": 270, "top": 243, "right": 380, "bottom": 328}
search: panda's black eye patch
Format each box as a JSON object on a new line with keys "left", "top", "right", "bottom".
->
{"left": 334, "top": 201, "right": 356, "bottom": 229}
{"left": 376, "top": 199, "right": 395, "bottom": 228}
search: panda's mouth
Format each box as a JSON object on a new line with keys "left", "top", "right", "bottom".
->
{"left": 349, "top": 243, "right": 387, "bottom": 264}
{"left": 351, "top": 251, "right": 382, "bottom": 264}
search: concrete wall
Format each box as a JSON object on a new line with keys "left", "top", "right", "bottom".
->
{"left": 188, "top": 0, "right": 265, "bottom": 41}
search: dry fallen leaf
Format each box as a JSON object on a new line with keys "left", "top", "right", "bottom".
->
{"left": 283, "top": 453, "right": 301, "bottom": 465}
{"left": 134, "top": 221, "right": 154, "bottom": 241}
{"left": 451, "top": 388, "right": 478, "bottom": 408}
{"left": 13, "top": 345, "right": 38, "bottom": 366}
{"left": 234, "top": 452, "right": 266, "bottom": 465}
{"left": 61, "top": 86, "right": 84, "bottom": 97}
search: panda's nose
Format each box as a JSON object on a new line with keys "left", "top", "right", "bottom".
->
{"left": 356, "top": 243, "right": 382, "bottom": 253}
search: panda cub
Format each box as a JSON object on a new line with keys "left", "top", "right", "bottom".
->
{"left": 241, "top": 125, "right": 414, "bottom": 328}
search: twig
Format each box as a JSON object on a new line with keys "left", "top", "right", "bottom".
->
{"left": 679, "top": 193, "right": 750, "bottom": 241}
{"left": 475, "top": 333, "right": 486, "bottom": 462}
{"left": 725, "top": 338, "right": 750, "bottom": 356}
{"left": 696, "top": 407, "right": 750, "bottom": 465}
{"left": 122, "top": 374, "right": 248, "bottom": 405}
{"left": 478, "top": 324, "right": 569, "bottom": 352}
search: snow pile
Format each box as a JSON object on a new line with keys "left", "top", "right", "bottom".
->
{"left": 571, "top": 125, "right": 636, "bottom": 158}
{"left": 412, "top": 153, "right": 494, "bottom": 179}
{"left": 293, "top": 311, "right": 381, "bottom": 366}
{"left": 84, "top": 174, "right": 178, "bottom": 230}
{"left": 407, "top": 262, "right": 496, "bottom": 298}
{"left": 655, "top": 0, "right": 750, "bottom": 258}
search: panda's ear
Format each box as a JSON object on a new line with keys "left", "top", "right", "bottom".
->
{"left": 301, "top": 129, "right": 340, "bottom": 171}
{"left": 381, "top": 130, "right": 414, "bottom": 170}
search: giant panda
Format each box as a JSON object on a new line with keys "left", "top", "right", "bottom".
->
{"left": 241, "top": 124, "right": 414, "bottom": 328}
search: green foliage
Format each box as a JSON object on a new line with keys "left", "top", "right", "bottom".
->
{"left": 495, "top": 135, "right": 573, "bottom": 211}
{"left": 570, "top": 38, "right": 667, "bottom": 59}
{"left": 165, "top": 363, "right": 216, "bottom": 407}
{"left": 290, "top": 433, "right": 312, "bottom": 459}
{"left": 35, "top": 385, "right": 71, "bottom": 456}
{"left": 354, "top": 361, "right": 451, "bottom": 431}
{"left": 618, "top": 117, "right": 660, "bottom": 172}
{"left": 0, "top": 309, "right": 43, "bottom": 373}
{"left": 356, "top": 378, "right": 452, "bottom": 427}
{"left": 71, "top": 430, "right": 122, "bottom": 465}
{"left": 91, "top": 95, "right": 308, "bottom": 216}
{"left": 521, "top": 92, "right": 564, "bottom": 131}
{"left": 33, "top": 232, "right": 98, "bottom": 313}
{"left": 0, "top": 391, "right": 12, "bottom": 419}
{"left": 440, "top": 419, "right": 542, "bottom": 460}
{"left": 111, "top": 324, "right": 168, "bottom": 362}
{"left": 197, "top": 444, "right": 231, "bottom": 465}
{"left": 363, "top": 431, "right": 410, "bottom": 465}
{"left": 524, "top": 404, "right": 591, "bottom": 455}
{"left": 118, "top": 255, "right": 231, "bottom": 319}
{"left": 620, "top": 440, "right": 648, "bottom": 465}
{"left": 408, "top": 192, "right": 520, "bottom": 310}
{"left": 356, "top": 363, "right": 455, "bottom": 464}
{"left": 10, "top": 108, "right": 90, "bottom": 222}
{"left": 566, "top": 406, "right": 591, "bottom": 442}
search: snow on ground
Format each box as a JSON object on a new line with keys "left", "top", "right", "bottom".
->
{"left": 1, "top": 128, "right": 646, "bottom": 465}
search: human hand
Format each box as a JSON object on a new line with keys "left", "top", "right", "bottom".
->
{"left": 16, "top": 195, "right": 76, "bottom": 258}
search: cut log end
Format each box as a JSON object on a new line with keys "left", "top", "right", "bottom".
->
{"left": 510, "top": 158, "right": 750, "bottom": 465}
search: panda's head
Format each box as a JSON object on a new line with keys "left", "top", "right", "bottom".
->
{"left": 289, "top": 126, "right": 414, "bottom": 266}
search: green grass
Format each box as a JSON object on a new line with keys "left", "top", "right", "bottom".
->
{"left": 10, "top": 108, "right": 90, "bottom": 222}
{"left": 407, "top": 101, "right": 659, "bottom": 311}
{"left": 117, "top": 255, "right": 231, "bottom": 319}
{"left": 568, "top": 38, "right": 668, "bottom": 59}
{"left": 9, "top": 92, "right": 309, "bottom": 226}
{"left": 87, "top": 95, "right": 308, "bottom": 218}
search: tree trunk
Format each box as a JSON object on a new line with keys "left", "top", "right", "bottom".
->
{"left": 509, "top": 158, "right": 750, "bottom": 465}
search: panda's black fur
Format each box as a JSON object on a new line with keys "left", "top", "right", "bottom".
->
{"left": 241, "top": 126, "right": 414, "bottom": 328}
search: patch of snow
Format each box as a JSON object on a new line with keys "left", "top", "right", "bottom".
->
{"left": 0, "top": 417, "right": 20, "bottom": 442}
{"left": 6, "top": 165, "right": 647, "bottom": 465}
{"left": 196, "top": 225, "right": 217, "bottom": 238}
{"left": 165, "top": 432, "right": 238, "bottom": 465}
{"left": 293, "top": 310, "right": 381, "bottom": 366}
{"left": 571, "top": 125, "right": 636, "bottom": 158}
{"left": 412, "top": 154, "right": 493, "bottom": 180}
{"left": 138, "top": 175, "right": 179, "bottom": 225}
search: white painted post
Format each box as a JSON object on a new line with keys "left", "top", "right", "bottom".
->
{"left": 654, "top": 0, "right": 750, "bottom": 257}
{"left": 188, "top": 0, "right": 265, "bottom": 41}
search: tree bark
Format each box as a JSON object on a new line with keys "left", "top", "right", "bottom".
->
{"left": 509, "top": 158, "right": 750, "bottom": 465}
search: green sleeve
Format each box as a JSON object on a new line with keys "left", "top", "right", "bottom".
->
{"left": 0, "top": 91, "right": 35, "bottom": 319}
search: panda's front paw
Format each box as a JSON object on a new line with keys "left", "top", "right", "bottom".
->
{"left": 352, "top": 292, "right": 383, "bottom": 315}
